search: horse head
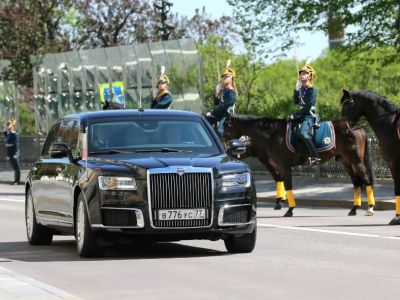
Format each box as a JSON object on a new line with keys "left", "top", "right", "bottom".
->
{"left": 223, "top": 111, "right": 241, "bottom": 141}
{"left": 340, "top": 89, "right": 362, "bottom": 122}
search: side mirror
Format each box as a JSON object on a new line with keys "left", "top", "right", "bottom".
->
{"left": 227, "top": 139, "right": 246, "bottom": 157}
{"left": 49, "top": 143, "right": 73, "bottom": 161}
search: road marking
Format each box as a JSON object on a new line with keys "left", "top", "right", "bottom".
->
{"left": 0, "top": 198, "right": 24, "bottom": 203}
{"left": 0, "top": 266, "right": 81, "bottom": 299}
{"left": 258, "top": 223, "right": 400, "bottom": 240}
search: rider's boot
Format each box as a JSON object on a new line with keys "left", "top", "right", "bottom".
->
{"left": 303, "top": 137, "right": 321, "bottom": 165}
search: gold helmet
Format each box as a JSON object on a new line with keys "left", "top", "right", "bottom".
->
{"left": 299, "top": 58, "right": 316, "bottom": 81}
{"left": 158, "top": 66, "right": 170, "bottom": 85}
{"left": 221, "top": 59, "right": 236, "bottom": 78}
{"left": 7, "top": 119, "right": 16, "bottom": 127}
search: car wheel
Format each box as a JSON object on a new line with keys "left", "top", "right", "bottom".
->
{"left": 25, "top": 189, "right": 53, "bottom": 245}
{"left": 224, "top": 226, "right": 256, "bottom": 253}
{"left": 75, "top": 194, "right": 101, "bottom": 258}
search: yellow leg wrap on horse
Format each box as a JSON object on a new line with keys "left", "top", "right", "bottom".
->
{"left": 287, "top": 190, "right": 296, "bottom": 208}
{"left": 396, "top": 196, "right": 400, "bottom": 215}
{"left": 353, "top": 187, "right": 361, "bottom": 206}
{"left": 366, "top": 186, "right": 375, "bottom": 206}
{"left": 276, "top": 181, "right": 286, "bottom": 200}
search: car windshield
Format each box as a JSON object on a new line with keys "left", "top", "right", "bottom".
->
{"left": 88, "top": 116, "right": 221, "bottom": 155}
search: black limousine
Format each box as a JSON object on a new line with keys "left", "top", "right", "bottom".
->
{"left": 25, "top": 109, "right": 257, "bottom": 257}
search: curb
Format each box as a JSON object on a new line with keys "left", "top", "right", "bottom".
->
{"left": 256, "top": 196, "right": 395, "bottom": 211}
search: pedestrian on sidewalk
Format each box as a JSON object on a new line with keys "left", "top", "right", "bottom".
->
{"left": 3, "top": 119, "right": 21, "bottom": 185}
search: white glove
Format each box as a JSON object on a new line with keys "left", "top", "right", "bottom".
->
{"left": 13, "top": 154, "right": 19, "bottom": 159}
{"left": 206, "top": 111, "right": 213, "bottom": 117}
{"left": 295, "top": 79, "right": 302, "bottom": 91}
{"left": 215, "top": 83, "right": 221, "bottom": 94}
{"left": 290, "top": 114, "right": 294, "bottom": 120}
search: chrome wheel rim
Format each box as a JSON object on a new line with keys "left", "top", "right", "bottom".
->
{"left": 77, "top": 200, "right": 85, "bottom": 251}
{"left": 26, "top": 193, "right": 34, "bottom": 239}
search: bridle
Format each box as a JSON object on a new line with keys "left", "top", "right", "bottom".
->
{"left": 223, "top": 114, "right": 234, "bottom": 141}
{"left": 341, "top": 96, "right": 400, "bottom": 130}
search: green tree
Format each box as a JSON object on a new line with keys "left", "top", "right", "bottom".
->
{"left": 227, "top": 0, "right": 400, "bottom": 60}
{"left": 0, "top": 0, "right": 73, "bottom": 85}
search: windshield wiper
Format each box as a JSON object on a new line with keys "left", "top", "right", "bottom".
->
{"left": 135, "top": 148, "right": 192, "bottom": 153}
{"left": 89, "top": 150, "right": 133, "bottom": 155}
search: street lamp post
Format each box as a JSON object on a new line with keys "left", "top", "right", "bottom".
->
{"left": 154, "top": 0, "right": 174, "bottom": 40}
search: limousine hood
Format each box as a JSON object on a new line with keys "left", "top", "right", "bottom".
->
{"left": 89, "top": 154, "right": 249, "bottom": 178}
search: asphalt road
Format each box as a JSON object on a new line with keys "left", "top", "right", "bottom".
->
{"left": 1, "top": 183, "right": 400, "bottom": 300}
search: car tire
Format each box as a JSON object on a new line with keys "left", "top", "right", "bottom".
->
{"left": 224, "top": 226, "right": 256, "bottom": 253}
{"left": 75, "top": 194, "right": 101, "bottom": 258}
{"left": 25, "top": 189, "right": 53, "bottom": 245}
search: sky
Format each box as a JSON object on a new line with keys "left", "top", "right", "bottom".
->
{"left": 169, "top": 0, "right": 328, "bottom": 62}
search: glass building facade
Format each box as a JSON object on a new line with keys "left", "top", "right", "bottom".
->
{"left": 0, "top": 60, "right": 19, "bottom": 130}
{"left": 32, "top": 38, "right": 204, "bottom": 135}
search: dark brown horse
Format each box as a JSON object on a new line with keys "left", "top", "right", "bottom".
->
{"left": 340, "top": 89, "right": 400, "bottom": 225}
{"left": 222, "top": 114, "right": 375, "bottom": 217}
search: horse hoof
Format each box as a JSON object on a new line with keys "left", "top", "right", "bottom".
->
{"left": 348, "top": 208, "right": 357, "bottom": 216}
{"left": 365, "top": 207, "right": 374, "bottom": 216}
{"left": 388, "top": 216, "right": 400, "bottom": 225}
{"left": 283, "top": 210, "right": 293, "bottom": 217}
{"left": 274, "top": 200, "right": 283, "bottom": 210}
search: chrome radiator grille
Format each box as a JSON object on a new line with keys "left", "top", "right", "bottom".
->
{"left": 149, "top": 172, "right": 213, "bottom": 228}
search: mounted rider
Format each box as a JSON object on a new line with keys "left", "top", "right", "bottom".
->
{"left": 151, "top": 66, "right": 172, "bottom": 109}
{"left": 290, "top": 59, "right": 321, "bottom": 165}
{"left": 206, "top": 60, "right": 237, "bottom": 137}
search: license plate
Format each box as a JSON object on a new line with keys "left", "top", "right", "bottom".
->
{"left": 158, "top": 208, "right": 206, "bottom": 221}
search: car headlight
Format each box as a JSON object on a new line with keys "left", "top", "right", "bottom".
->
{"left": 220, "top": 172, "right": 251, "bottom": 189}
{"left": 98, "top": 176, "right": 137, "bottom": 191}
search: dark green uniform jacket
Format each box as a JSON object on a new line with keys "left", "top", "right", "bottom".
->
{"left": 293, "top": 86, "right": 317, "bottom": 120}
{"left": 151, "top": 92, "right": 172, "bottom": 109}
{"left": 212, "top": 88, "right": 237, "bottom": 121}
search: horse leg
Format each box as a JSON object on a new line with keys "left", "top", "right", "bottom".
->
{"left": 359, "top": 139, "right": 376, "bottom": 216}
{"left": 365, "top": 185, "right": 375, "bottom": 216}
{"left": 261, "top": 158, "right": 287, "bottom": 210}
{"left": 343, "top": 163, "right": 363, "bottom": 216}
{"left": 389, "top": 165, "right": 400, "bottom": 225}
{"left": 275, "top": 181, "right": 286, "bottom": 210}
{"left": 279, "top": 168, "right": 295, "bottom": 217}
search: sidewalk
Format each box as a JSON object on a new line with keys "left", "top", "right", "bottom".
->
{"left": 0, "top": 169, "right": 395, "bottom": 210}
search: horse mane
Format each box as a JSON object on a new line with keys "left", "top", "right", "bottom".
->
{"left": 351, "top": 90, "right": 399, "bottom": 112}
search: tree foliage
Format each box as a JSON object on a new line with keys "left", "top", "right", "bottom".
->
{"left": 0, "top": 0, "right": 73, "bottom": 85}
{"left": 227, "top": 0, "right": 400, "bottom": 59}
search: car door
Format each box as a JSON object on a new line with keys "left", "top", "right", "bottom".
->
{"left": 31, "top": 122, "right": 61, "bottom": 221}
{"left": 54, "top": 118, "right": 80, "bottom": 225}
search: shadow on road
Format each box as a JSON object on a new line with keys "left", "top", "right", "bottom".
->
{"left": 0, "top": 239, "right": 228, "bottom": 262}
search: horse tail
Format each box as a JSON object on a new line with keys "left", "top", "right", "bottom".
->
{"left": 363, "top": 134, "right": 375, "bottom": 187}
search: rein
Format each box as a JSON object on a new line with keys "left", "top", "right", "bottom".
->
{"left": 341, "top": 96, "right": 400, "bottom": 130}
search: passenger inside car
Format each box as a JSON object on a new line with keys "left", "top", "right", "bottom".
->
{"left": 91, "top": 126, "right": 111, "bottom": 148}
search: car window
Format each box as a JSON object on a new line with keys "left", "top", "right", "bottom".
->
{"left": 88, "top": 117, "right": 219, "bottom": 154}
{"left": 42, "top": 122, "right": 61, "bottom": 157}
{"left": 57, "top": 119, "right": 80, "bottom": 155}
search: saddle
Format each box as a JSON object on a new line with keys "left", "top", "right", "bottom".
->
{"left": 286, "top": 121, "right": 335, "bottom": 154}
